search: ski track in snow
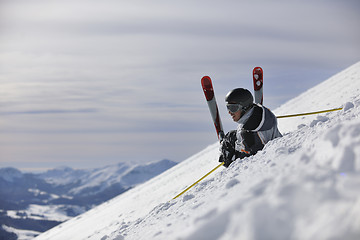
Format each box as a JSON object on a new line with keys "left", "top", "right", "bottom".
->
{"left": 35, "top": 62, "right": 360, "bottom": 240}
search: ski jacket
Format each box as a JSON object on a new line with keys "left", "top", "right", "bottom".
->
{"left": 235, "top": 104, "right": 282, "bottom": 157}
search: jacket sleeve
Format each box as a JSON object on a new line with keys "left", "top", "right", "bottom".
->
{"left": 240, "top": 130, "right": 264, "bottom": 154}
{"left": 234, "top": 129, "right": 264, "bottom": 159}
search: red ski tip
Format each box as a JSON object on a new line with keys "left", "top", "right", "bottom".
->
{"left": 252, "top": 67, "right": 263, "bottom": 91}
{"left": 201, "top": 76, "right": 214, "bottom": 101}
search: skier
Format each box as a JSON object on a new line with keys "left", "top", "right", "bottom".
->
{"left": 219, "top": 88, "right": 282, "bottom": 167}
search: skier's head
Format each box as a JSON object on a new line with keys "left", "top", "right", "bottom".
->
{"left": 225, "top": 88, "right": 254, "bottom": 121}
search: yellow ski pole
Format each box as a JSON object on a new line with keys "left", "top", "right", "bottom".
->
{"left": 172, "top": 76, "right": 226, "bottom": 200}
{"left": 172, "top": 162, "right": 224, "bottom": 200}
{"left": 276, "top": 107, "right": 342, "bottom": 119}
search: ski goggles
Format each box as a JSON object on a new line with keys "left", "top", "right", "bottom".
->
{"left": 226, "top": 103, "right": 242, "bottom": 113}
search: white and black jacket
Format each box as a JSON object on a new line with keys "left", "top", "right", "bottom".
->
{"left": 235, "top": 104, "right": 282, "bottom": 157}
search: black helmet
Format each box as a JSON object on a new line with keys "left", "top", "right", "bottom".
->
{"left": 225, "top": 88, "right": 254, "bottom": 111}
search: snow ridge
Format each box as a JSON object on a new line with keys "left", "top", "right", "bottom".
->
{"left": 37, "top": 159, "right": 177, "bottom": 196}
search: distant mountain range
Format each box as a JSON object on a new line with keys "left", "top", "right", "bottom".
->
{"left": 0, "top": 159, "right": 177, "bottom": 240}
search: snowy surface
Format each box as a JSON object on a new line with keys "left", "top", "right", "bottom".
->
{"left": 2, "top": 225, "right": 40, "bottom": 240}
{"left": 35, "top": 62, "right": 360, "bottom": 240}
{"left": 6, "top": 204, "right": 76, "bottom": 222}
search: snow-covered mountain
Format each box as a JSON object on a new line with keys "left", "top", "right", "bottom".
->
{"left": 0, "top": 159, "right": 177, "bottom": 240}
{"left": 33, "top": 61, "right": 360, "bottom": 240}
{"left": 38, "top": 159, "right": 177, "bottom": 196}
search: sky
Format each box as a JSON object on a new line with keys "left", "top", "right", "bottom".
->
{"left": 0, "top": 0, "right": 359, "bottom": 172}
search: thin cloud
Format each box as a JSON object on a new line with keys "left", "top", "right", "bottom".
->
{"left": 0, "top": 108, "right": 98, "bottom": 116}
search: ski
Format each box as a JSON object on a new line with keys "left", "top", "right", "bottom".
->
{"left": 201, "top": 76, "right": 225, "bottom": 141}
{"left": 172, "top": 77, "right": 225, "bottom": 200}
{"left": 253, "top": 67, "right": 263, "bottom": 105}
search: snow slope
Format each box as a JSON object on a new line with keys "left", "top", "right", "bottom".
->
{"left": 35, "top": 62, "right": 360, "bottom": 240}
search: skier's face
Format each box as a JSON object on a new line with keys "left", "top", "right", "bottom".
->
{"left": 229, "top": 109, "right": 241, "bottom": 122}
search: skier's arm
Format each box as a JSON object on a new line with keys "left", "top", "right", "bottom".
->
{"left": 219, "top": 129, "right": 265, "bottom": 167}
{"left": 219, "top": 131, "right": 237, "bottom": 167}
{"left": 235, "top": 130, "right": 264, "bottom": 157}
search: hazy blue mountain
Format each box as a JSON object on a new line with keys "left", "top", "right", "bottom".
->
{"left": 0, "top": 159, "right": 177, "bottom": 239}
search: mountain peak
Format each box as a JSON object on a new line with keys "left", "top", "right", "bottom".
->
{"left": 0, "top": 167, "right": 22, "bottom": 182}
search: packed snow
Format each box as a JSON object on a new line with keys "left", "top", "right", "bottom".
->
{"left": 35, "top": 62, "right": 360, "bottom": 240}
{"left": 2, "top": 225, "right": 39, "bottom": 240}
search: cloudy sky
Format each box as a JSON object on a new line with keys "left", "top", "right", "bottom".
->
{"left": 0, "top": 0, "right": 359, "bottom": 172}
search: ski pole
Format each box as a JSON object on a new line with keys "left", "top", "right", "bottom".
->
{"left": 172, "top": 162, "right": 224, "bottom": 200}
{"left": 276, "top": 107, "right": 342, "bottom": 119}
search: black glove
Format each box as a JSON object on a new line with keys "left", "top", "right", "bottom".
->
{"left": 219, "top": 130, "right": 237, "bottom": 167}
